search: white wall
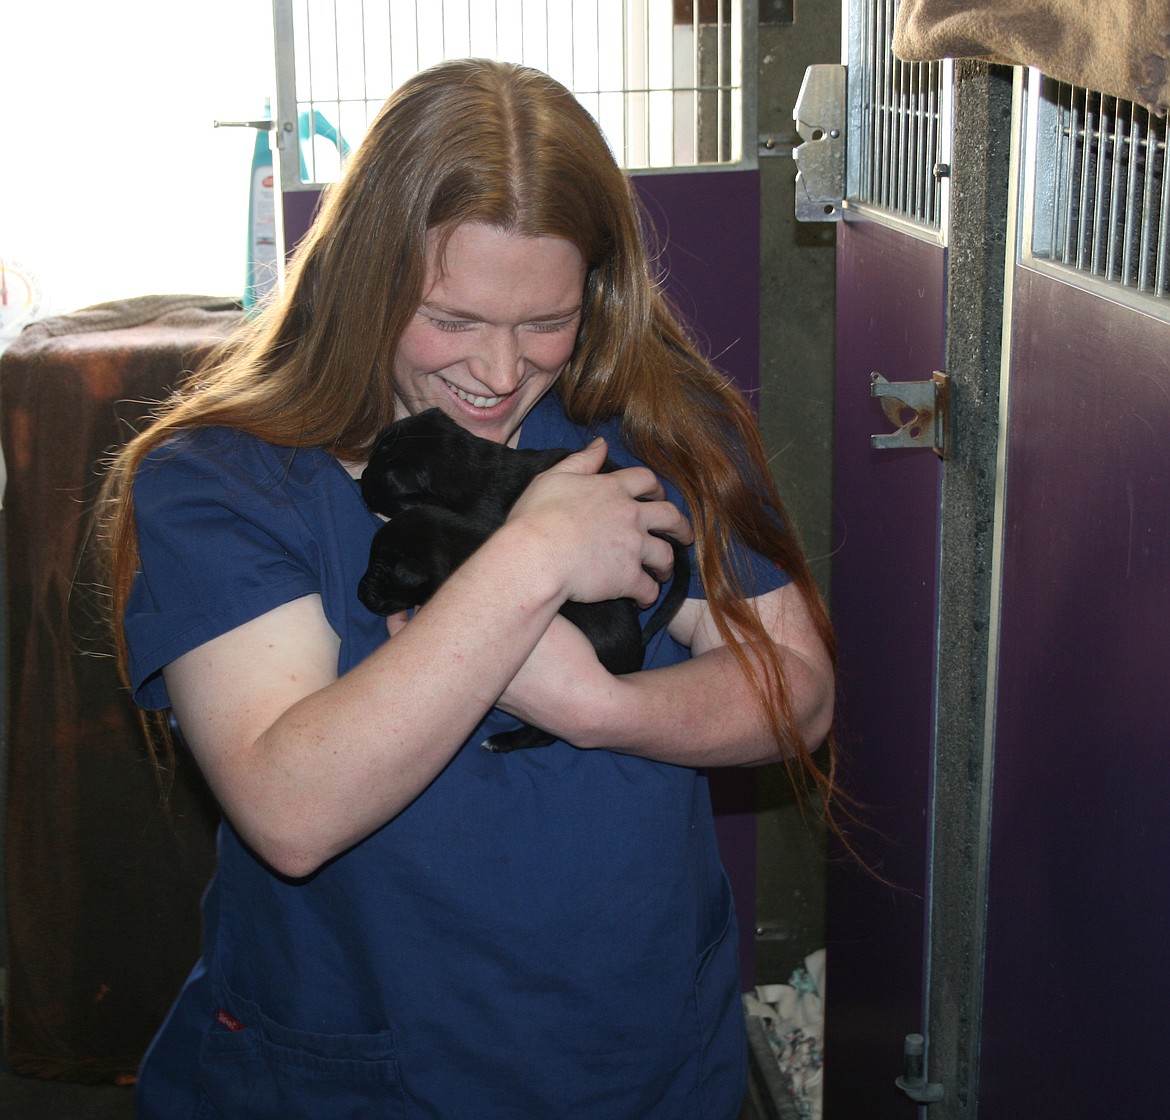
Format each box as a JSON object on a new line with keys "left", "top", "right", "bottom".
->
{"left": 2, "top": 0, "right": 276, "bottom": 318}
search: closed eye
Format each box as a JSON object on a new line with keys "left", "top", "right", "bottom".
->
{"left": 419, "top": 307, "right": 580, "bottom": 333}
{"left": 527, "top": 317, "right": 579, "bottom": 334}
{"left": 426, "top": 315, "right": 473, "bottom": 333}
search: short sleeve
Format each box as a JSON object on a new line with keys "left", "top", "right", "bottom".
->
{"left": 711, "top": 524, "right": 790, "bottom": 601}
{"left": 126, "top": 430, "right": 324, "bottom": 710}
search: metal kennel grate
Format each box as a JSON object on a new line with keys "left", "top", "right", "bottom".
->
{"left": 848, "top": 0, "right": 948, "bottom": 231}
{"left": 1028, "top": 77, "right": 1170, "bottom": 300}
{"left": 273, "top": 0, "right": 752, "bottom": 190}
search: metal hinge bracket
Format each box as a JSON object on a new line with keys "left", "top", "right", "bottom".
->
{"left": 871, "top": 371, "right": 951, "bottom": 459}
{"left": 792, "top": 64, "right": 846, "bottom": 221}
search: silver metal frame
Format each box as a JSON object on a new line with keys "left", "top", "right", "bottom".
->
{"left": 272, "top": 0, "right": 759, "bottom": 192}
{"left": 842, "top": 0, "right": 952, "bottom": 245}
{"left": 1019, "top": 67, "right": 1170, "bottom": 322}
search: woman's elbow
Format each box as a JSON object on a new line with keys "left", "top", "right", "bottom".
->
{"left": 225, "top": 806, "right": 343, "bottom": 880}
{"left": 236, "top": 827, "right": 328, "bottom": 880}
{"left": 802, "top": 665, "right": 836, "bottom": 753}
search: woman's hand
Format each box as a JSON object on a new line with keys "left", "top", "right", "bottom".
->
{"left": 505, "top": 439, "right": 693, "bottom": 609}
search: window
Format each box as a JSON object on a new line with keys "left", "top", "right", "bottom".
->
{"left": 2, "top": 0, "right": 276, "bottom": 316}
{"left": 273, "top": 0, "right": 753, "bottom": 189}
{"left": 1024, "top": 73, "right": 1170, "bottom": 305}
{"left": 846, "top": 0, "right": 950, "bottom": 234}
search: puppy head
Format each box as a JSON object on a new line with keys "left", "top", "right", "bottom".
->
{"left": 361, "top": 409, "right": 450, "bottom": 514}
{"left": 358, "top": 527, "right": 446, "bottom": 614}
{"left": 361, "top": 408, "right": 488, "bottom": 514}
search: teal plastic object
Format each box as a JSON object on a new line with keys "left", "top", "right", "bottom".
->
{"left": 297, "top": 110, "right": 352, "bottom": 183}
{"left": 244, "top": 100, "right": 277, "bottom": 313}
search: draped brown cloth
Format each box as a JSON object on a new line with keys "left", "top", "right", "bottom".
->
{"left": 893, "top": 0, "right": 1170, "bottom": 113}
{"left": 1, "top": 296, "right": 242, "bottom": 1082}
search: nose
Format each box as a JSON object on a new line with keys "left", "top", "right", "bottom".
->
{"left": 469, "top": 328, "right": 524, "bottom": 396}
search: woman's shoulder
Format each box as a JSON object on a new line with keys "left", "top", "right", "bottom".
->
{"left": 142, "top": 426, "right": 298, "bottom": 471}
{"left": 136, "top": 427, "right": 342, "bottom": 505}
{"left": 518, "top": 391, "right": 627, "bottom": 457}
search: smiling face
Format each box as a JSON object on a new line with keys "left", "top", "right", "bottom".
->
{"left": 391, "top": 222, "right": 588, "bottom": 446}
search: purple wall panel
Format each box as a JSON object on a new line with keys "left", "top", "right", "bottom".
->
{"left": 634, "top": 171, "right": 761, "bottom": 397}
{"left": 825, "top": 218, "right": 945, "bottom": 1118}
{"left": 980, "top": 268, "right": 1170, "bottom": 1115}
{"left": 636, "top": 170, "right": 762, "bottom": 991}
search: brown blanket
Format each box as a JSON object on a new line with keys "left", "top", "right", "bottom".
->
{"left": 893, "top": 0, "right": 1170, "bottom": 113}
{"left": 1, "top": 295, "right": 240, "bottom": 1081}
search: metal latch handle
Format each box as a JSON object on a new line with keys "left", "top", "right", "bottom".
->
{"left": 871, "top": 371, "right": 951, "bottom": 459}
{"left": 213, "top": 119, "right": 274, "bottom": 131}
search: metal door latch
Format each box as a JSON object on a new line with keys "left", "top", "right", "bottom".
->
{"left": 895, "top": 1033, "right": 945, "bottom": 1104}
{"left": 792, "top": 64, "right": 846, "bottom": 221}
{"left": 871, "top": 371, "right": 951, "bottom": 459}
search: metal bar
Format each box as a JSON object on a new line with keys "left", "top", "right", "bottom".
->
{"left": 1076, "top": 89, "right": 1094, "bottom": 271}
{"left": 687, "top": 0, "right": 697, "bottom": 161}
{"left": 908, "top": 61, "right": 919, "bottom": 217}
{"left": 863, "top": 0, "right": 874, "bottom": 201}
{"left": 332, "top": 0, "right": 342, "bottom": 175}
{"left": 1139, "top": 105, "right": 1156, "bottom": 292}
{"left": 1060, "top": 87, "right": 1078, "bottom": 264}
{"left": 870, "top": 0, "right": 880, "bottom": 203}
{"left": 867, "top": 0, "right": 879, "bottom": 204}
{"left": 893, "top": 56, "right": 904, "bottom": 213}
{"left": 718, "top": 0, "right": 726, "bottom": 162}
{"left": 650, "top": 0, "right": 656, "bottom": 161}
{"left": 1105, "top": 97, "right": 1124, "bottom": 281}
{"left": 912, "top": 62, "right": 924, "bottom": 220}
{"left": 619, "top": 0, "right": 627, "bottom": 164}
{"left": 1045, "top": 81, "right": 1063, "bottom": 262}
{"left": 901, "top": 59, "right": 912, "bottom": 215}
{"left": 879, "top": 0, "right": 888, "bottom": 205}
{"left": 1123, "top": 106, "right": 1142, "bottom": 286}
{"left": 879, "top": 0, "right": 889, "bottom": 207}
{"left": 908, "top": 60, "right": 919, "bottom": 217}
{"left": 926, "top": 60, "right": 939, "bottom": 225}
{"left": 1090, "top": 97, "right": 1109, "bottom": 276}
{"left": 1154, "top": 122, "right": 1170, "bottom": 295}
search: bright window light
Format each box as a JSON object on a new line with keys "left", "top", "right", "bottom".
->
{"left": 1, "top": 0, "right": 276, "bottom": 318}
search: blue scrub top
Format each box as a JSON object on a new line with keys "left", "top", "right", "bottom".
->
{"left": 126, "top": 391, "right": 786, "bottom": 1119}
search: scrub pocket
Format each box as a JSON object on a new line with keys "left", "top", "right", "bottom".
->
{"left": 693, "top": 874, "right": 749, "bottom": 1119}
{"left": 193, "top": 996, "right": 407, "bottom": 1120}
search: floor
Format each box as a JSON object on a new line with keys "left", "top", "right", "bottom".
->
{"left": 0, "top": 1065, "right": 133, "bottom": 1120}
{"left": 0, "top": 1021, "right": 781, "bottom": 1120}
{"left": 0, "top": 1065, "right": 769, "bottom": 1120}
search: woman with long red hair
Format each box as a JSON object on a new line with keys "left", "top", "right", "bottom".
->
{"left": 98, "top": 57, "right": 835, "bottom": 1119}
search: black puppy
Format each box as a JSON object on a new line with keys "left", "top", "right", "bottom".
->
{"left": 358, "top": 408, "right": 689, "bottom": 753}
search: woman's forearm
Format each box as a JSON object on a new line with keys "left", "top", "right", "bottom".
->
{"left": 498, "top": 584, "right": 835, "bottom": 769}
{"left": 577, "top": 641, "right": 834, "bottom": 767}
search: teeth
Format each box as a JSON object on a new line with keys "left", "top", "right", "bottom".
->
{"left": 447, "top": 381, "right": 503, "bottom": 409}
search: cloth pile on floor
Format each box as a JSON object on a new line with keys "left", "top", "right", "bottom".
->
{"left": 743, "top": 949, "right": 825, "bottom": 1120}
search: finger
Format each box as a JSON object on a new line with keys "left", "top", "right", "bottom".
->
{"left": 642, "top": 499, "right": 695, "bottom": 547}
{"left": 630, "top": 568, "right": 668, "bottom": 609}
{"left": 640, "top": 534, "right": 684, "bottom": 586}
{"left": 549, "top": 437, "right": 608, "bottom": 476}
{"left": 613, "top": 464, "right": 666, "bottom": 502}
